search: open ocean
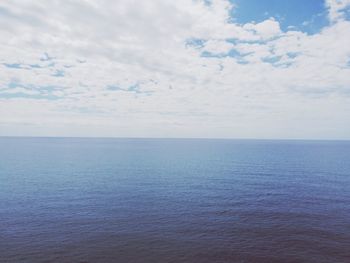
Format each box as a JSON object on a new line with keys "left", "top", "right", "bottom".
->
{"left": 0, "top": 137, "right": 349, "bottom": 263}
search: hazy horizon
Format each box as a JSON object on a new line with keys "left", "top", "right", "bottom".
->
{"left": 1, "top": 135, "right": 350, "bottom": 141}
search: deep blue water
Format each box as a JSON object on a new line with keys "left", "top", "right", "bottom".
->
{"left": 0, "top": 137, "right": 350, "bottom": 263}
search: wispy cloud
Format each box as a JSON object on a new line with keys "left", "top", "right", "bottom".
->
{"left": 326, "top": 0, "right": 350, "bottom": 22}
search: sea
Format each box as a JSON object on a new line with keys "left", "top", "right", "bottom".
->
{"left": 0, "top": 137, "right": 349, "bottom": 262}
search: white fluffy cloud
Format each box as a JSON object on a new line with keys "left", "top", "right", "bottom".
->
{"left": 0, "top": 0, "right": 350, "bottom": 139}
{"left": 243, "top": 18, "right": 282, "bottom": 40}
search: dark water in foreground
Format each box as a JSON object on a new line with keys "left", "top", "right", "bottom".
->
{"left": 0, "top": 137, "right": 350, "bottom": 263}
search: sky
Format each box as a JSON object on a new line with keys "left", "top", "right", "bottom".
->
{"left": 0, "top": 0, "right": 350, "bottom": 139}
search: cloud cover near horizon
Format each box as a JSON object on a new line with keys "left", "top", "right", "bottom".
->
{"left": 0, "top": 0, "right": 350, "bottom": 139}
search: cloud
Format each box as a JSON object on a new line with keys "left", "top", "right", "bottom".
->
{"left": 326, "top": 0, "right": 350, "bottom": 22}
{"left": 243, "top": 18, "right": 282, "bottom": 40}
{"left": 202, "top": 40, "right": 234, "bottom": 55}
{"left": 0, "top": 0, "right": 349, "bottom": 139}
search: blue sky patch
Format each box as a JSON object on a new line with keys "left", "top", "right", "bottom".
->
{"left": 344, "top": 7, "right": 350, "bottom": 20}
{"left": 3, "top": 63, "right": 22, "bottom": 69}
{"left": 201, "top": 47, "right": 249, "bottom": 64}
{"left": 40, "top": 52, "right": 54, "bottom": 61}
{"left": 4, "top": 81, "right": 65, "bottom": 100}
{"left": 186, "top": 38, "right": 205, "bottom": 49}
{"left": 107, "top": 83, "right": 153, "bottom": 96}
{"left": 29, "top": 64, "right": 42, "bottom": 68}
{"left": 230, "top": 0, "right": 329, "bottom": 34}
{"left": 0, "top": 92, "right": 60, "bottom": 100}
{"left": 52, "top": 69, "right": 65, "bottom": 77}
{"left": 107, "top": 85, "right": 122, "bottom": 91}
{"left": 262, "top": 55, "right": 282, "bottom": 64}
{"left": 8, "top": 81, "right": 23, "bottom": 89}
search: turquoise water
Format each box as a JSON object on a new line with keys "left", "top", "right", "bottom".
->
{"left": 1, "top": 137, "right": 350, "bottom": 262}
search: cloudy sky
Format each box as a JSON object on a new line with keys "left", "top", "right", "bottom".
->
{"left": 0, "top": 0, "right": 350, "bottom": 139}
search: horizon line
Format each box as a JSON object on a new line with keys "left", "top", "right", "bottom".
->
{"left": 0, "top": 135, "right": 349, "bottom": 142}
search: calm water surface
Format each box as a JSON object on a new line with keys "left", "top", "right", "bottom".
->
{"left": 0, "top": 137, "right": 349, "bottom": 262}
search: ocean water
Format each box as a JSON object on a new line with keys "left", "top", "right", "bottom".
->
{"left": 0, "top": 137, "right": 349, "bottom": 263}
